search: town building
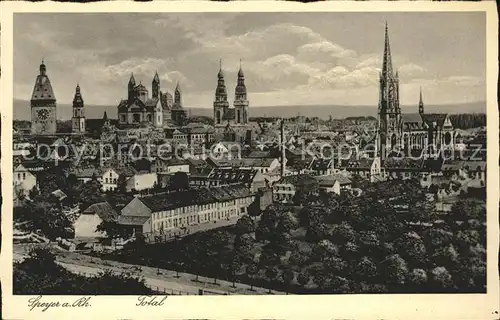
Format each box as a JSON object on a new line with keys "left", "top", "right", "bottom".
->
{"left": 118, "top": 184, "right": 257, "bottom": 240}
{"left": 117, "top": 72, "right": 184, "bottom": 128}
{"left": 71, "top": 84, "right": 86, "bottom": 134}
{"left": 13, "top": 164, "right": 37, "bottom": 195}
{"left": 376, "top": 24, "right": 456, "bottom": 155}
{"left": 74, "top": 202, "right": 118, "bottom": 238}
{"left": 30, "top": 60, "right": 57, "bottom": 135}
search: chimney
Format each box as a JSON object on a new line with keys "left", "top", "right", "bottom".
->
{"left": 280, "top": 119, "right": 286, "bottom": 178}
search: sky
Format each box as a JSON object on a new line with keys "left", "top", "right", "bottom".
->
{"left": 14, "top": 12, "right": 486, "bottom": 108}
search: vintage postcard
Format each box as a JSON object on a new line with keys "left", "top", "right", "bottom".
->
{"left": 0, "top": 2, "right": 499, "bottom": 319}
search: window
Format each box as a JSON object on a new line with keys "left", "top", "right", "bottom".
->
{"left": 22, "top": 173, "right": 26, "bottom": 180}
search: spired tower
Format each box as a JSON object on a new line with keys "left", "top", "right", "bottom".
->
{"left": 128, "top": 73, "right": 136, "bottom": 101}
{"left": 418, "top": 87, "right": 425, "bottom": 114}
{"left": 377, "top": 23, "right": 401, "bottom": 154}
{"left": 71, "top": 84, "right": 86, "bottom": 133}
{"left": 233, "top": 59, "right": 249, "bottom": 125}
{"left": 152, "top": 71, "right": 160, "bottom": 99}
{"left": 31, "top": 60, "right": 57, "bottom": 135}
{"left": 214, "top": 59, "right": 230, "bottom": 126}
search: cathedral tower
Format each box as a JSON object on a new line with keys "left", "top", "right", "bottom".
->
{"left": 31, "top": 60, "right": 57, "bottom": 135}
{"left": 233, "top": 59, "right": 249, "bottom": 124}
{"left": 377, "top": 23, "right": 401, "bottom": 154}
{"left": 152, "top": 71, "right": 160, "bottom": 99}
{"left": 128, "top": 73, "right": 136, "bottom": 101}
{"left": 418, "top": 87, "right": 424, "bottom": 114}
{"left": 71, "top": 84, "right": 85, "bottom": 133}
{"left": 214, "top": 59, "right": 230, "bottom": 126}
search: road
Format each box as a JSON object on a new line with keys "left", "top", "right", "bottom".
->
{"left": 14, "top": 243, "right": 284, "bottom": 295}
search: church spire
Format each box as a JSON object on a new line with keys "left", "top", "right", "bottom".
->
{"left": 419, "top": 87, "right": 424, "bottom": 114}
{"left": 73, "top": 83, "right": 83, "bottom": 107}
{"left": 382, "top": 22, "right": 393, "bottom": 78}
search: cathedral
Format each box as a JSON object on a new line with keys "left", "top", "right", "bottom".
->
{"left": 117, "top": 72, "right": 186, "bottom": 127}
{"left": 377, "top": 24, "right": 455, "bottom": 155}
{"left": 31, "top": 60, "right": 57, "bottom": 135}
{"left": 213, "top": 60, "right": 252, "bottom": 142}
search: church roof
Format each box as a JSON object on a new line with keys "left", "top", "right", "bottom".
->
{"left": 31, "top": 72, "right": 56, "bottom": 102}
{"left": 421, "top": 113, "right": 448, "bottom": 129}
{"left": 117, "top": 97, "right": 159, "bottom": 112}
{"left": 401, "top": 113, "right": 423, "bottom": 124}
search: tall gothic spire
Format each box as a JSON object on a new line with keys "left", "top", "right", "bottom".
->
{"left": 218, "top": 58, "right": 225, "bottom": 79}
{"left": 419, "top": 87, "right": 424, "bottom": 114}
{"left": 382, "top": 22, "right": 393, "bottom": 78}
{"left": 238, "top": 58, "right": 244, "bottom": 77}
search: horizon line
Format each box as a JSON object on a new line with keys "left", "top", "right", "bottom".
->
{"left": 13, "top": 98, "right": 486, "bottom": 109}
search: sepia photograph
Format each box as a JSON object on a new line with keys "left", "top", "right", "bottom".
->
{"left": 1, "top": 2, "right": 498, "bottom": 319}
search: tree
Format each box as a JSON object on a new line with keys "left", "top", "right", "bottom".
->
{"left": 329, "top": 222, "right": 356, "bottom": 244}
{"left": 328, "top": 276, "right": 351, "bottom": 294}
{"left": 169, "top": 172, "right": 189, "bottom": 191}
{"left": 264, "top": 266, "right": 280, "bottom": 293}
{"left": 281, "top": 268, "right": 295, "bottom": 294}
{"left": 397, "top": 231, "right": 427, "bottom": 265}
{"left": 79, "top": 177, "right": 103, "bottom": 212}
{"left": 227, "top": 254, "right": 243, "bottom": 288}
{"left": 297, "top": 270, "right": 310, "bottom": 288}
{"left": 323, "top": 256, "right": 348, "bottom": 275}
{"left": 235, "top": 215, "right": 256, "bottom": 235}
{"left": 116, "top": 174, "right": 127, "bottom": 194}
{"left": 353, "top": 256, "right": 377, "bottom": 282}
{"left": 277, "top": 212, "right": 298, "bottom": 232}
{"left": 288, "top": 251, "right": 308, "bottom": 271}
{"left": 430, "top": 266, "right": 453, "bottom": 290}
{"left": 246, "top": 262, "right": 259, "bottom": 291}
{"left": 381, "top": 254, "right": 409, "bottom": 287}
{"left": 234, "top": 234, "right": 254, "bottom": 263}
{"left": 432, "top": 244, "right": 459, "bottom": 268}
{"left": 409, "top": 268, "right": 428, "bottom": 289}
{"left": 28, "top": 186, "right": 40, "bottom": 200}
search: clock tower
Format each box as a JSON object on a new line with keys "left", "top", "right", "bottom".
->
{"left": 31, "top": 60, "right": 57, "bottom": 135}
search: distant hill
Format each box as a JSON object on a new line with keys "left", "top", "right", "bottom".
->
{"left": 13, "top": 99, "right": 486, "bottom": 121}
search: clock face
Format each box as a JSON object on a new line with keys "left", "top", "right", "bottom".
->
{"left": 37, "top": 109, "right": 49, "bottom": 121}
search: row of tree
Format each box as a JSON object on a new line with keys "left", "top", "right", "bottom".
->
{"left": 449, "top": 113, "right": 486, "bottom": 130}
{"left": 14, "top": 248, "right": 154, "bottom": 294}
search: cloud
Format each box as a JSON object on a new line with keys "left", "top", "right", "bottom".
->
{"left": 398, "top": 63, "right": 426, "bottom": 78}
{"left": 14, "top": 14, "right": 485, "bottom": 107}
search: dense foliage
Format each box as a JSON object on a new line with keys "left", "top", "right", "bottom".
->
{"left": 14, "top": 248, "right": 154, "bottom": 295}
{"left": 103, "top": 179, "right": 485, "bottom": 293}
{"left": 449, "top": 113, "right": 486, "bottom": 129}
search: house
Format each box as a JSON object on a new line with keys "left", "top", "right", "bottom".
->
{"left": 72, "top": 167, "right": 101, "bottom": 184}
{"left": 383, "top": 157, "right": 424, "bottom": 180}
{"left": 187, "top": 126, "right": 215, "bottom": 145}
{"left": 101, "top": 168, "right": 120, "bottom": 191}
{"left": 316, "top": 177, "right": 340, "bottom": 195}
{"left": 74, "top": 202, "right": 118, "bottom": 238}
{"left": 206, "top": 167, "right": 266, "bottom": 192}
{"left": 119, "top": 184, "right": 255, "bottom": 239}
{"left": 343, "top": 157, "right": 382, "bottom": 182}
{"left": 13, "top": 164, "right": 37, "bottom": 194}
{"left": 126, "top": 172, "right": 158, "bottom": 192}
{"left": 118, "top": 197, "right": 153, "bottom": 236}
{"left": 273, "top": 174, "right": 318, "bottom": 203}
{"left": 152, "top": 158, "right": 190, "bottom": 174}
{"left": 310, "top": 158, "right": 335, "bottom": 176}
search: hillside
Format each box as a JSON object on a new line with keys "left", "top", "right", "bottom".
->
{"left": 13, "top": 99, "right": 486, "bottom": 121}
